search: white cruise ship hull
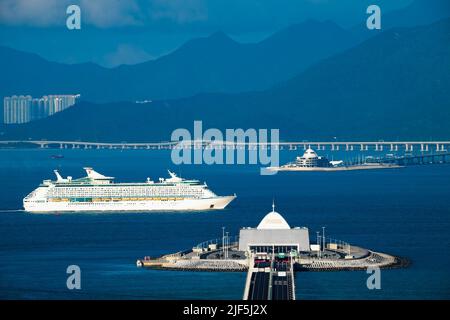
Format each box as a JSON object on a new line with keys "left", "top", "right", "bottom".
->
{"left": 23, "top": 195, "right": 236, "bottom": 213}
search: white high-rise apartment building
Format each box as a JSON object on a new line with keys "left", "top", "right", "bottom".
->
{"left": 3, "top": 94, "right": 80, "bottom": 124}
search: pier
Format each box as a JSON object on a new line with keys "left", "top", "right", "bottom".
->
{"left": 137, "top": 207, "right": 407, "bottom": 300}
{"left": 137, "top": 241, "right": 403, "bottom": 299}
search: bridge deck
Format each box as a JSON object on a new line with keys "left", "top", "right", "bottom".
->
{"left": 1, "top": 140, "right": 449, "bottom": 148}
{"left": 248, "top": 270, "right": 271, "bottom": 300}
{"left": 244, "top": 259, "right": 295, "bottom": 301}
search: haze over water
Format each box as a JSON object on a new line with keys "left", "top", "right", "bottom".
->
{"left": 0, "top": 148, "right": 449, "bottom": 299}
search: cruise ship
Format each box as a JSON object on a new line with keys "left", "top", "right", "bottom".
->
{"left": 23, "top": 168, "right": 236, "bottom": 213}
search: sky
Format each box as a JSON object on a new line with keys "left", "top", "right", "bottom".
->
{"left": 0, "top": 0, "right": 414, "bottom": 67}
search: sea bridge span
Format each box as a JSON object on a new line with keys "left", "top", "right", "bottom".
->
{"left": 0, "top": 140, "right": 449, "bottom": 152}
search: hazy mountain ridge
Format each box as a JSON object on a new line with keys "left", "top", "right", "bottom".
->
{"left": 0, "top": 20, "right": 359, "bottom": 106}
{"left": 2, "top": 18, "right": 449, "bottom": 141}
{"left": 2, "top": 0, "right": 448, "bottom": 109}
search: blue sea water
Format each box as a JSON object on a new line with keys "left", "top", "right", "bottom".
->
{"left": 0, "top": 148, "right": 449, "bottom": 299}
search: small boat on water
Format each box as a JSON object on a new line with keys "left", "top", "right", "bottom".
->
{"left": 51, "top": 154, "right": 64, "bottom": 159}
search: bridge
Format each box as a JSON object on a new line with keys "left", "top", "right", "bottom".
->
{"left": 243, "top": 254, "right": 295, "bottom": 300}
{"left": 0, "top": 140, "right": 449, "bottom": 152}
{"left": 0, "top": 140, "right": 177, "bottom": 150}
{"left": 377, "top": 152, "right": 450, "bottom": 166}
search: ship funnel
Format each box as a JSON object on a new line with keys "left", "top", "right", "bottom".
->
{"left": 83, "top": 167, "right": 114, "bottom": 180}
{"left": 167, "top": 170, "right": 182, "bottom": 183}
{"left": 54, "top": 170, "right": 65, "bottom": 182}
{"left": 168, "top": 170, "right": 177, "bottom": 178}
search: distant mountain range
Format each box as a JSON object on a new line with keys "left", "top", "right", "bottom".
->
{"left": 2, "top": 18, "right": 449, "bottom": 141}
{"left": 1, "top": 0, "right": 448, "bottom": 106}
{"left": 382, "top": 0, "right": 450, "bottom": 28}
{"left": 0, "top": 19, "right": 360, "bottom": 104}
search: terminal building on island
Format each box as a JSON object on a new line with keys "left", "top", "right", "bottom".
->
{"left": 238, "top": 205, "right": 310, "bottom": 254}
{"left": 294, "top": 148, "right": 335, "bottom": 167}
{"left": 274, "top": 148, "right": 344, "bottom": 170}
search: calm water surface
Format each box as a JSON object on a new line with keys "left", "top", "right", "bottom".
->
{"left": 0, "top": 149, "right": 449, "bottom": 299}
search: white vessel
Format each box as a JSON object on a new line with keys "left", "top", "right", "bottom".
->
{"left": 23, "top": 168, "right": 236, "bottom": 213}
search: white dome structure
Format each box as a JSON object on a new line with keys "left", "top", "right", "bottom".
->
{"left": 238, "top": 203, "right": 310, "bottom": 253}
{"left": 257, "top": 207, "right": 291, "bottom": 230}
{"left": 302, "top": 148, "right": 318, "bottom": 159}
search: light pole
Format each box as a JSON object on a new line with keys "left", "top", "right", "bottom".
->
{"left": 322, "top": 226, "right": 326, "bottom": 253}
{"left": 226, "top": 231, "right": 229, "bottom": 259}
{"left": 316, "top": 231, "right": 320, "bottom": 258}
{"left": 222, "top": 226, "right": 225, "bottom": 260}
